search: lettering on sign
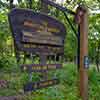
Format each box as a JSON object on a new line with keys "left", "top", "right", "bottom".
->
{"left": 8, "top": 8, "right": 66, "bottom": 54}
{"left": 21, "top": 64, "right": 62, "bottom": 72}
{"left": 23, "top": 21, "right": 60, "bottom": 33}
{"left": 24, "top": 78, "right": 59, "bottom": 92}
{"left": 22, "top": 31, "right": 62, "bottom": 46}
{"left": 22, "top": 20, "right": 62, "bottom": 45}
{"left": 18, "top": 43, "right": 64, "bottom": 55}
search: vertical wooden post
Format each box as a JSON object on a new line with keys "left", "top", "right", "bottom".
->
{"left": 80, "top": 7, "right": 88, "bottom": 100}
{"left": 40, "top": 0, "right": 49, "bottom": 13}
{"left": 40, "top": 54, "right": 48, "bottom": 80}
{"left": 40, "top": 0, "right": 49, "bottom": 80}
{"left": 76, "top": 6, "right": 89, "bottom": 100}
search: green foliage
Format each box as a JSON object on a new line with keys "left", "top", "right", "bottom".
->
{"left": 0, "top": 55, "right": 11, "bottom": 69}
{"left": 0, "top": 63, "right": 79, "bottom": 99}
{"left": 88, "top": 67, "right": 100, "bottom": 100}
{"left": 0, "top": 63, "right": 100, "bottom": 100}
{"left": 88, "top": 14, "right": 100, "bottom": 62}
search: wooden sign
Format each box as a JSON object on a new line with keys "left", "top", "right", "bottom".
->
{"left": 21, "top": 43, "right": 64, "bottom": 55}
{"left": 8, "top": 8, "right": 64, "bottom": 91}
{"left": 21, "top": 64, "right": 62, "bottom": 72}
{"left": 8, "top": 8, "right": 66, "bottom": 55}
{"left": 24, "top": 78, "right": 59, "bottom": 92}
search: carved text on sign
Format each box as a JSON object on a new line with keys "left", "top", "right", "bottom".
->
{"left": 21, "top": 64, "right": 62, "bottom": 72}
{"left": 24, "top": 78, "right": 59, "bottom": 92}
{"left": 23, "top": 21, "right": 60, "bottom": 33}
{"left": 8, "top": 8, "right": 66, "bottom": 54}
{"left": 21, "top": 43, "right": 63, "bottom": 54}
{"left": 22, "top": 31, "right": 62, "bottom": 45}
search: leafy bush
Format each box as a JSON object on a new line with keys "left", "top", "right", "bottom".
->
{"left": 0, "top": 55, "right": 17, "bottom": 71}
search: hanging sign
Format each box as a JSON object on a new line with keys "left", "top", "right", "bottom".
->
{"left": 21, "top": 64, "right": 62, "bottom": 72}
{"left": 24, "top": 78, "right": 59, "bottom": 92}
{"left": 8, "top": 8, "right": 66, "bottom": 55}
{"left": 84, "top": 56, "right": 89, "bottom": 69}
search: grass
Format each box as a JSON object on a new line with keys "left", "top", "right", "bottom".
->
{"left": 0, "top": 63, "right": 100, "bottom": 100}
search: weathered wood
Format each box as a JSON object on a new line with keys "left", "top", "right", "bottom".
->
{"left": 40, "top": 54, "right": 48, "bottom": 80}
{"left": 8, "top": 8, "right": 66, "bottom": 55}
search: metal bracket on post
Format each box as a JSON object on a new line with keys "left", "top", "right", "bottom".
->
{"left": 63, "top": 12, "right": 78, "bottom": 38}
{"left": 42, "top": 0, "right": 75, "bottom": 15}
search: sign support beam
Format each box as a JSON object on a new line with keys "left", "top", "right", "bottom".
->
{"left": 76, "top": 6, "right": 89, "bottom": 100}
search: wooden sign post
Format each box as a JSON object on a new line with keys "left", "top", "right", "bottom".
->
{"left": 76, "top": 6, "right": 89, "bottom": 100}
{"left": 8, "top": 8, "right": 66, "bottom": 92}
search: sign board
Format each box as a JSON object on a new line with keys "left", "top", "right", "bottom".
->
{"left": 24, "top": 78, "right": 59, "bottom": 92}
{"left": 8, "top": 8, "right": 64, "bottom": 91}
{"left": 84, "top": 56, "right": 89, "bottom": 69}
{"left": 19, "top": 43, "right": 64, "bottom": 55}
{"left": 8, "top": 8, "right": 66, "bottom": 55}
{"left": 21, "top": 64, "right": 62, "bottom": 72}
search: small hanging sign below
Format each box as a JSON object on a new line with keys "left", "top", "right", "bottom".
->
{"left": 24, "top": 78, "right": 59, "bottom": 92}
{"left": 21, "top": 64, "right": 62, "bottom": 72}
